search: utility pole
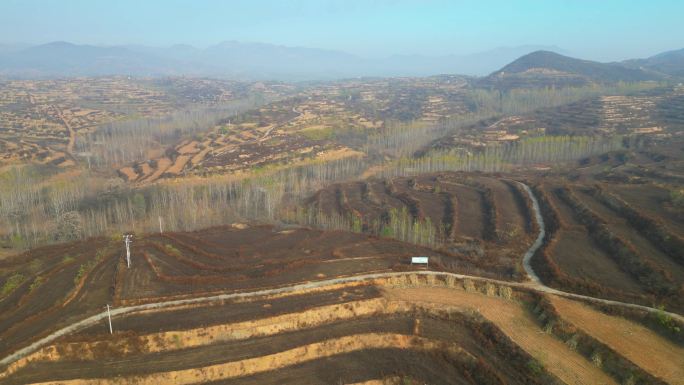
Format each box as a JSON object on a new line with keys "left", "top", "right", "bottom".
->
{"left": 123, "top": 234, "right": 132, "bottom": 268}
{"left": 106, "top": 304, "right": 113, "bottom": 334}
{"left": 159, "top": 216, "right": 163, "bottom": 234}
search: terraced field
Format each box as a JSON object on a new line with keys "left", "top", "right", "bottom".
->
{"left": 115, "top": 76, "right": 474, "bottom": 183}
{"left": 119, "top": 225, "right": 465, "bottom": 302}
{"left": 3, "top": 269, "right": 680, "bottom": 385}
{"left": 531, "top": 178, "right": 684, "bottom": 312}
{"left": 424, "top": 85, "right": 684, "bottom": 155}
{"left": 527, "top": 90, "right": 684, "bottom": 136}
{"left": 308, "top": 173, "right": 535, "bottom": 279}
{"left": 0, "top": 223, "right": 493, "bottom": 360}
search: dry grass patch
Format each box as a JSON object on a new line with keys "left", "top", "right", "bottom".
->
{"left": 549, "top": 295, "right": 684, "bottom": 384}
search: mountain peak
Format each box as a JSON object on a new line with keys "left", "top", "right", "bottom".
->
{"left": 41, "top": 41, "right": 77, "bottom": 47}
{"left": 496, "top": 50, "right": 588, "bottom": 73}
{"left": 478, "top": 50, "right": 663, "bottom": 89}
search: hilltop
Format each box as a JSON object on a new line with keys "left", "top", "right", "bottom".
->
{"left": 622, "top": 48, "right": 684, "bottom": 77}
{"left": 480, "top": 50, "right": 662, "bottom": 88}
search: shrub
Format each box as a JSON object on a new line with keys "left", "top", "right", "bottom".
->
{"left": 565, "top": 334, "right": 579, "bottom": 351}
{"left": 28, "top": 259, "right": 42, "bottom": 273}
{"left": 74, "top": 264, "right": 88, "bottom": 284}
{"left": 95, "top": 249, "right": 108, "bottom": 262}
{"left": 654, "top": 305, "right": 681, "bottom": 334}
{"left": 526, "top": 358, "right": 544, "bottom": 376}
{"left": 591, "top": 351, "right": 603, "bottom": 368}
{"left": 463, "top": 278, "right": 476, "bottom": 292}
{"left": 622, "top": 373, "right": 637, "bottom": 385}
{"left": 1, "top": 273, "right": 25, "bottom": 297}
{"left": 543, "top": 321, "right": 555, "bottom": 334}
{"left": 165, "top": 243, "right": 181, "bottom": 255}
{"left": 29, "top": 276, "right": 43, "bottom": 292}
{"left": 498, "top": 285, "right": 513, "bottom": 299}
{"left": 670, "top": 189, "right": 684, "bottom": 209}
{"left": 172, "top": 334, "right": 182, "bottom": 349}
{"left": 484, "top": 282, "right": 497, "bottom": 296}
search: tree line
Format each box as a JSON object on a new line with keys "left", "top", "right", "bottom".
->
{"left": 0, "top": 157, "right": 368, "bottom": 249}
{"left": 74, "top": 96, "right": 266, "bottom": 168}
{"left": 378, "top": 135, "right": 626, "bottom": 178}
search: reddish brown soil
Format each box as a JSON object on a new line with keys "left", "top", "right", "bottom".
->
{"left": 604, "top": 184, "right": 684, "bottom": 234}
{"left": 74, "top": 285, "right": 381, "bottom": 336}
{"left": 532, "top": 173, "right": 684, "bottom": 311}
{"left": 0, "top": 238, "right": 114, "bottom": 356}
{"left": 0, "top": 225, "right": 479, "bottom": 362}
{"left": 308, "top": 172, "right": 535, "bottom": 279}
{"left": 439, "top": 181, "right": 485, "bottom": 239}
{"left": 550, "top": 230, "right": 645, "bottom": 294}
{"left": 574, "top": 188, "right": 684, "bottom": 282}
{"left": 116, "top": 225, "right": 472, "bottom": 302}
{"left": 478, "top": 177, "right": 530, "bottom": 237}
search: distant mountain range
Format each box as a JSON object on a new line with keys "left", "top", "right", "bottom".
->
{"left": 0, "top": 42, "right": 180, "bottom": 78}
{"left": 0, "top": 41, "right": 682, "bottom": 82}
{"left": 0, "top": 41, "right": 565, "bottom": 80}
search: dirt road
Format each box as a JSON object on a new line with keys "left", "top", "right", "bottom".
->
{"left": 52, "top": 105, "right": 76, "bottom": 155}
{"left": 518, "top": 181, "right": 545, "bottom": 284}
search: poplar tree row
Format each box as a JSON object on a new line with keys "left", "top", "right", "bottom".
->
{"left": 379, "top": 135, "right": 626, "bottom": 178}
{"left": 75, "top": 96, "right": 264, "bottom": 168}
{"left": 0, "top": 156, "right": 368, "bottom": 249}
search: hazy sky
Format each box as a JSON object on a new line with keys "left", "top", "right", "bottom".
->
{"left": 2, "top": 0, "right": 683, "bottom": 61}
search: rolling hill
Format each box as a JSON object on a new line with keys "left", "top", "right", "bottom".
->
{"left": 480, "top": 50, "right": 663, "bottom": 88}
{"left": 622, "top": 48, "right": 684, "bottom": 77}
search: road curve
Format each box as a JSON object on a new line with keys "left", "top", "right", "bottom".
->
{"left": 516, "top": 182, "right": 683, "bottom": 320}
{"left": 1, "top": 182, "right": 682, "bottom": 371}
{"left": 518, "top": 181, "right": 545, "bottom": 284}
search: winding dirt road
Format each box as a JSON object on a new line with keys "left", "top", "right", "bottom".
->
{"left": 52, "top": 105, "right": 76, "bottom": 155}
{"left": 0, "top": 182, "right": 681, "bottom": 370}
{"left": 519, "top": 182, "right": 545, "bottom": 284}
